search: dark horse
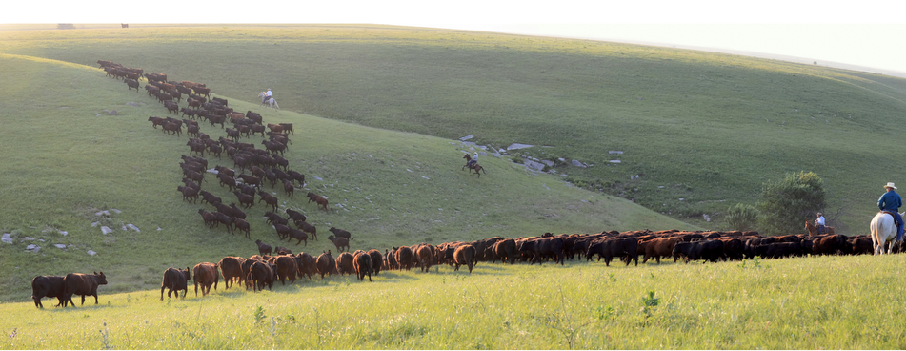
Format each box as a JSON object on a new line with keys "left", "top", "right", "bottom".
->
{"left": 462, "top": 154, "right": 486, "bottom": 177}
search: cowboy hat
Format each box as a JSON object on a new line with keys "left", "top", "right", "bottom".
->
{"left": 885, "top": 182, "right": 897, "bottom": 189}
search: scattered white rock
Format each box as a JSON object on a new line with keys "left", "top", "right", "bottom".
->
{"left": 101, "top": 226, "right": 113, "bottom": 235}
{"left": 542, "top": 160, "right": 555, "bottom": 166}
{"left": 610, "top": 160, "right": 621, "bottom": 163}
{"left": 127, "top": 224, "right": 140, "bottom": 232}
{"left": 157, "top": 227, "right": 162, "bottom": 231}
{"left": 571, "top": 160, "right": 587, "bottom": 168}
{"left": 59, "top": 230, "right": 68, "bottom": 236}
{"left": 507, "top": 143, "right": 534, "bottom": 151}
{"left": 407, "top": 169, "right": 413, "bottom": 172}
{"left": 460, "top": 135, "right": 474, "bottom": 141}
{"left": 95, "top": 210, "right": 111, "bottom": 217}
{"left": 91, "top": 221, "right": 99, "bottom": 227}
{"left": 23, "top": 237, "right": 35, "bottom": 241}
{"left": 523, "top": 158, "right": 546, "bottom": 171}
{"left": 54, "top": 244, "right": 67, "bottom": 249}
{"left": 25, "top": 244, "right": 40, "bottom": 253}
{"left": 88, "top": 250, "right": 97, "bottom": 256}
{"left": 422, "top": 176, "right": 430, "bottom": 180}
{"left": 313, "top": 176, "right": 323, "bottom": 181}
{"left": 609, "top": 151, "right": 624, "bottom": 155}
{"left": 111, "top": 209, "right": 122, "bottom": 214}
{"left": 703, "top": 214, "right": 712, "bottom": 222}
{"left": 2, "top": 234, "right": 12, "bottom": 244}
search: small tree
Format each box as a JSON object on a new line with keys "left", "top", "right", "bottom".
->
{"left": 756, "top": 171, "right": 826, "bottom": 236}
{"left": 726, "top": 203, "right": 758, "bottom": 232}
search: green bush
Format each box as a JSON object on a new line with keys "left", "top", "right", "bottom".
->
{"left": 756, "top": 171, "right": 826, "bottom": 236}
{"left": 725, "top": 203, "right": 759, "bottom": 232}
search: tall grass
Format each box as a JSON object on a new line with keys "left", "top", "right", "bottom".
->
{"left": 3, "top": 255, "right": 905, "bottom": 349}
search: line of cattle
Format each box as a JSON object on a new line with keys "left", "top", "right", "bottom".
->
{"left": 33, "top": 227, "right": 883, "bottom": 307}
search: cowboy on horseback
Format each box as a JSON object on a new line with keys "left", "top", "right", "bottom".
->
{"left": 262, "top": 89, "right": 273, "bottom": 104}
{"left": 878, "top": 182, "right": 904, "bottom": 240}
{"left": 467, "top": 152, "right": 478, "bottom": 169}
{"left": 815, "top": 212, "right": 826, "bottom": 235}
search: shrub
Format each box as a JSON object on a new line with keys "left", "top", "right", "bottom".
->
{"left": 756, "top": 171, "right": 826, "bottom": 236}
{"left": 725, "top": 203, "right": 758, "bottom": 232}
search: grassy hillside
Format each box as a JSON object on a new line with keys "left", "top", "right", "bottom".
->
{"left": 0, "top": 52, "right": 694, "bottom": 302}
{"left": 2, "top": 25, "right": 905, "bottom": 233}
{"left": 2, "top": 255, "right": 904, "bottom": 349}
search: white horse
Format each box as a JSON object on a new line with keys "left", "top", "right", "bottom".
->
{"left": 870, "top": 211, "right": 903, "bottom": 255}
{"left": 258, "top": 92, "right": 279, "bottom": 111}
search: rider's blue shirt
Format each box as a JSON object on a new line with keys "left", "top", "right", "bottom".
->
{"left": 878, "top": 190, "right": 902, "bottom": 212}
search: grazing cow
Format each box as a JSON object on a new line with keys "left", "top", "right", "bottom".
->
{"left": 160, "top": 268, "right": 190, "bottom": 301}
{"left": 328, "top": 235, "right": 350, "bottom": 253}
{"left": 453, "top": 245, "right": 477, "bottom": 273}
{"left": 354, "top": 251, "right": 373, "bottom": 281}
{"left": 255, "top": 239, "right": 273, "bottom": 256}
{"left": 218, "top": 257, "right": 245, "bottom": 289}
{"left": 31, "top": 276, "right": 67, "bottom": 308}
{"left": 271, "top": 255, "right": 298, "bottom": 285}
{"left": 329, "top": 227, "right": 352, "bottom": 239}
{"left": 306, "top": 195, "right": 330, "bottom": 213}
{"left": 193, "top": 262, "right": 219, "bottom": 297}
{"left": 316, "top": 251, "right": 336, "bottom": 279}
{"left": 587, "top": 238, "right": 639, "bottom": 266}
{"left": 63, "top": 272, "right": 108, "bottom": 306}
{"left": 335, "top": 252, "right": 355, "bottom": 275}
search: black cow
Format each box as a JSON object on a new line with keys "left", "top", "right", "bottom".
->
{"left": 31, "top": 276, "right": 67, "bottom": 308}
{"left": 586, "top": 238, "right": 639, "bottom": 266}
{"left": 63, "top": 272, "right": 109, "bottom": 306}
{"left": 161, "top": 267, "right": 191, "bottom": 301}
{"left": 672, "top": 240, "right": 725, "bottom": 263}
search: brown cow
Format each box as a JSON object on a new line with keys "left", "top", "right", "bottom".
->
{"left": 307, "top": 192, "right": 330, "bottom": 211}
{"left": 161, "top": 268, "right": 190, "bottom": 301}
{"left": 316, "top": 250, "right": 335, "bottom": 279}
{"left": 416, "top": 245, "right": 435, "bottom": 273}
{"left": 367, "top": 249, "right": 383, "bottom": 276}
{"left": 218, "top": 257, "right": 245, "bottom": 289}
{"left": 353, "top": 251, "right": 373, "bottom": 281}
{"left": 328, "top": 235, "right": 350, "bottom": 253}
{"left": 453, "top": 245, "right": 477, "bottom": 273}
{"left": 394, "top": 246, "right": 414, "bottom": 271}
{"left": 493, "top": 238, "right": 517, "bottom": 264}
{"left": 335, "top": 252, "right": 354, "bottom": 275}
{"left": 639, "top": 237, "right": 677, "bottom": 264}
{"left": 193, "top": 262, "right": 219, "bottom": 297}
{"left": 270, "top": 255, "right": 298, "bottom": 285}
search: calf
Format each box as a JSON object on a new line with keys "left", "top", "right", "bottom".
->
{"left": 328, "top": 235, "right": 350, "bottom": 253}
{"left": 161, "top": 268, "right": 190, "bottom": 301}
{"left": 255, "top": 239, "right": 273, "bottom": 256}
{"left": 329, "top": 227, "right": 352, "bottom": 239}
{"left": 193, "top": 262, "right": 219, "bottom": 297}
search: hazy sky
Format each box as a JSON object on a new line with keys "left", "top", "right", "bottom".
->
{"left": 4, "top": 0, "right": 905, "bottom": 75}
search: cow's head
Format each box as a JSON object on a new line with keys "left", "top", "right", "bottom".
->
{"left": 94, "top": 271, "right": 108, "bottom": 285}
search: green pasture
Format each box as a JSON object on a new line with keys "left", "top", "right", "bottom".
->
{"left": 4, "top": 255, "right": 906, "bottom": 349}
{"left": 2, "top": 24, "right": 905, "bottom": 232}
{"left": 0, "top": 52, "right": 693, "bottom": 302}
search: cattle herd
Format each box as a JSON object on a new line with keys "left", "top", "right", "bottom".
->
{"left": 27, "top": 60, "right": 895, "bottom": 308}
